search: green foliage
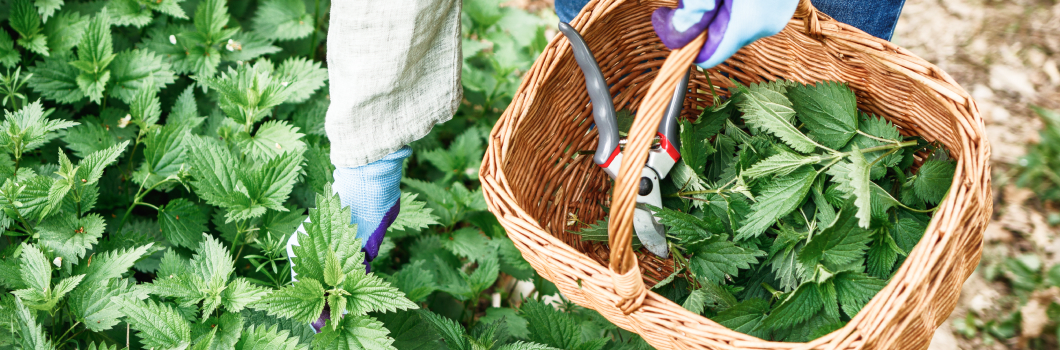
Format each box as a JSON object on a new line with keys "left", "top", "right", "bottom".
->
{"left": 569, "top": 78, "right": 958, "bottom": 342}
{"left": 0, "top": 2, "right": 660, "bottom": 349}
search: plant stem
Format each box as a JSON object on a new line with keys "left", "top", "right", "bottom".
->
{"left": 55, "top": 321, "right": 80, "bottom": 345}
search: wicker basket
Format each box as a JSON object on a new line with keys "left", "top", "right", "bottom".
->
{"left": 479, "top": 0, "right": 992, "bottom": 348}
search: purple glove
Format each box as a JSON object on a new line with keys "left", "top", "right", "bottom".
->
{"left": 652, "top": 0, "right": 799, "bottom": 68}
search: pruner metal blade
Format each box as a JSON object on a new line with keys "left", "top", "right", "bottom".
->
{"left": 634, "top": 203, "right": 668, "bottom": 258}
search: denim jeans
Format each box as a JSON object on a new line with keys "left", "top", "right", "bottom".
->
{"left": 554, "top": 0, "right": 906, "bottom": 41}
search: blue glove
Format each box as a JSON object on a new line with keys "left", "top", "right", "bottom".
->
{"left": 652, "top": 0, "right": 799, "bottom": 69}
{"left": 285, "top": 146, "right": 410, "bottom": 331}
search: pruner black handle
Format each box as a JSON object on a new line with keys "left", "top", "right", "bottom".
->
{"left": 558, "top": 22, "right": 620, "bottom": 167}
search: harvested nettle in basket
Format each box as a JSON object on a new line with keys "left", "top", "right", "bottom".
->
{"left": 571, "top": 76, "right": 958, "bottom": 342}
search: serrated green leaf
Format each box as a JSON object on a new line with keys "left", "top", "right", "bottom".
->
{"left": 522, "top": 299, "right": 607, "bottom": 350}
{"left": 28, "top": 57, "right": 85, "bottom": 103}
{"left": 735, "top": 81, "right": 819, "bottom": 153}
{"left": 109, "top": 49, "right": 177, "bottom": 103}
{"left": 38, "top": 213, "right": 105, "bottom": 263}
{"left": 386, "top": 259, "right": 437, "bottom": 302}
{"left": 115, "top": 298, "right": 192, "bottom": 350}
{"left": 343, "top": 270, "right": 418, "bottom": 315}
{"left": 313, "top": 314, "right": 397, "bottom": 350}
{"left": 688, "top": 236, "right": 765, "bottom": 284}
{"left": 17, "top": 243, "right": 50, "bottom": 295}
{"left": 736, "top": 167, "right": 816, "bottom": 240}
{"left": 240, "top": 120, "right": 306, "bottom": 162}
{"left": 35, "top": 0, "right": 63, "bottom": 23}
{"left": 73, "top": 243, "right": 153, "bottom": 285}
{"left": 417, "top": 309, "right": 469, "bottom": 350}
{"left": 252, "top": 0, "right": 314, "bottom": 41}
{"left": 275, "top": 57, "right": 328, "bottom": 103}
{"left": 893, "top": 214, "right": 928, "bottom": 254}
{"left": 253, "top": 278, "right": 325, "bottom": 323}
{"left": 18, "top": 34, "right": 50, "bottom": 57}
{"left": 742, "top": 150, "right": 820, "bottom": 179}
{"left": 825, "top": 147, "right": 872, "bottom": 228}
{"left": 289, "top": 186, "right": 360, "bottom": 282}
{"left": 43, "top": 10, "right": 87, "bottom": 56}
{"left": 680, "top": 119, "right": 708, "bottom": 175}
{"left": 833, "top": 271, "right": 886, "bottom": 318}
{"left": 913, "top": 159, "right": 955, "bottom": 204}
{"left": 222, "top": 31, "right": 282, "bottom": 62}
{"left": 107, "top": 0, "right": 153, "bottom": 27}
{"left": 192, "top": 313, "right": 243, "bottom": 350}
{"left": 159, "top": 198, "right": 207, "bottom": 249}
{"left": 797, "top": 204, "right": 872, "bottom": 272}
{"left": 69, "top": 278, "right": 148, "bottom": 332}
{"left": 646, "top": 204, "right": 726, "bottom": 246}
{"left": 10, "top": 0, "right": 42, "bottom": 39}
{"left": 13, "top": 297, "right": 55, "bottom": 350}
{"left": 761, "top": 282, "right": 823, "bottom": 331}
{"left": 711, "top": 298, "right": 770, "bottom": 339}
{"left": 789, "top": 81, "right": 858, "bottom": 149}
{"left": 847, "top": 114, "right": 902, "bottom": 179}
{"left": 188, "top": 137, "right": 241, "bottom": 208}
{"left": 0, "top": 31, "right": 20, "bottom": 69}
{"left": 74, "top": 140, "right": 128, "bottom": 186}
{"left": 235, "top": 324, "right": 308, "bottom": 350}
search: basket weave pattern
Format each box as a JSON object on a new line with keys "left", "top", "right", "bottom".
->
{"left": 479, "top": 0, "right": 992, "bottom": 348}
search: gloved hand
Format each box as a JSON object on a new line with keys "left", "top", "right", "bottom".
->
{"left": 285, "top": 145, "right": 410, "bottom": 331}
{"left": 652, "top": 0, "right": 799, "bottom": 69}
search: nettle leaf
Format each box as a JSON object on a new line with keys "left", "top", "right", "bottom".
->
{"left": 387, "top": 259, "right": 438, "bottom": 302}
{"left": 71, "top": 10, "right": 116, "bottom": 104}
{"left": 222, "top": 31, "right": 282, "bottom": 62}
{"left": 522, "top": 299, "right": 607, "bottom": 350}
{"left": 13, "top": 297, "right": 55, "bottom": 350}
{"left": 18, "top": 34, "right": 50, "bottom": 57}
{"left": 377, "top": 310, "right": 443, "bottom": 350}
{"left": 688, "top": 236, "right": 765, "bottom": 284}
{"left": 135, "top": 122, "right": 190, "bottom": 186}
{"left": 28, "top": 57, "right": 85, "bottom": 103}
{"left": 236, "top": 324, "right": 308, "bottom": 350}
{"left": 289, "top": 186, "right": 360, "bottom": 281}
{"left": 74, "top": 140, "right": 129, "bottom": 186}
{"left": 275, "top": 57, "right": 328, "bottom": 103}
{"left": 833, "top": 271, "right": 886, "bottom": 318}
{"left": 313, "top": 315, "right": 397, "bottom": 350}
{"left": 0, "top": 100, "right": 78, "bottom": 155}
{"left": 188, "top": 137, "right": 240, "bottom": 207}
{"left": 240, "top": 120, "right": 306, "bottom": 162}
{"left": 646, "top": 204, "right": 725, "bottom": 245}
{"left": 825, "top": 147, "right": 872, "bottom": 228}
{"left": 192, "top": 313, "right": 244, "bottom": 350}
{"left": 159, "top": 198, "right": 208, "bottom": 249}
{"left": 36, "top": 0, "right": 64, "bottom": 23}
{"left": 711, "top": 298, "right": 770, "bottom": 339}
{"left": 736, "top": 166, "right": 816, "bottom": 240}
{"left": 847, "top": 114, "right": 902, "bottom": 179}
{"left": 417, "top": 309, "right": 468, "bottom": 350}
{"left": 420, "top": 127, "right": 484, "bottom": 181}
{"left": 252, "top": 0, "right": 313, "bottom": 41}
{"left": 205, "top": 62, "right": 292, "bottom": 125}
{"left": 912, "top": 159, "right": 955, "bottom": 204}
{"left": 38, "top": 213, "right": 105, "bottom": 263}
{"left": 388, "top": 192, "right": 439, "bottom": 234}
{"left": 108, "top": 49, "right": 177, "bottom": 103}
{"left": 342, "top": 271, "right": 418, "bottom": 315}
{"left": 74, "top": 243, "right": 153, "bottom": 285}
{"left": 789, "top": 81, "right": 858, "bottom": 149}
{"left": 42, "top": 10, "right": 87, "bottom": 56}
{"left": 194, "top": 0, "right": 237, "bottom": 43}
{"left": 0, "top": 31, "right": 20, "bottom": 68}
{"left": 237, "top": 150, "right": 303, "bottom": 217}
{"left": 69, "top": 278, "right": 148, "bottom": 332}
{"left": 798, "top": 204, "right": 872, "bottom": 272}
{"left": 115, "top": 298, "right": 192, "bottom": 350}
{"left": 107, "top": 0, "right": 153, "bottom": 27}
{"left": 11, "top": 0, "right": 44, "bottom": 47}
{"left": 742, "top": 150, "right": 821, "bottom": 179}
{"left": 735, "top": 80, "right": 819, "bottom": 153}
{"left": 761, "top": 282, "right": 823, "bottom": 331}
{"left": 254, "top": 278, "right": 326, "bottom": 324}
{"left": 680, "top": 119, "right": 708, "bottom": 175}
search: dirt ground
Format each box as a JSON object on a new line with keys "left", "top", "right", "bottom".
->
{"left": 891, "top": 0, "right": 1060, "bottom": 349}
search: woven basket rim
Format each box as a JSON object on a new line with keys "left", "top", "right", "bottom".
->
{"left": 479, "top": 0, "right": 991, "bottom": 348}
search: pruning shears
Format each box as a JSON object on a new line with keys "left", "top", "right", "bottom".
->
{"left": 559, "top": 22, "right": 691, "bottom": 258}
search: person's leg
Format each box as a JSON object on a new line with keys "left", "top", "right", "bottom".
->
{"left": 555, "top": 0, "right": 591, "bottom": 23}
{"left": 808, "top": 0, "right": 906, "bottom": 41}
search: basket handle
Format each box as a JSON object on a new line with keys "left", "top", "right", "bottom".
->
{"left": 606, "top": 0, "right": 824, "bottom": 314}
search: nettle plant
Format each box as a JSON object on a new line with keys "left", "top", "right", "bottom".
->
{"left": 0, "top": 0, "right": 672, "bottom": 349}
